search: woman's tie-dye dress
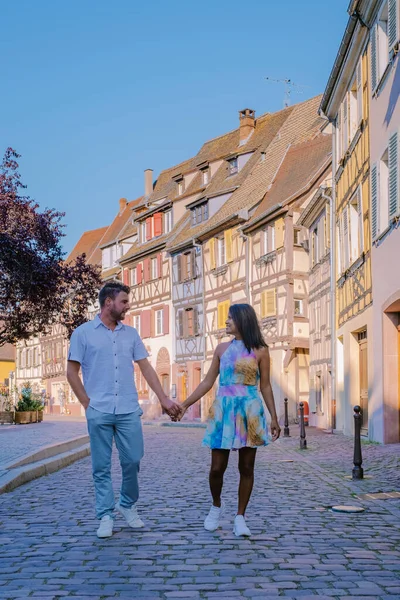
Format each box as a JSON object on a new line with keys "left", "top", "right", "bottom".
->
{"left": 202, "top": 339, "right": 269, "bottom": 450}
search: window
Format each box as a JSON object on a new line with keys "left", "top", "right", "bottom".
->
{"left": 181, "top": 307, "right": 199, "bottom": 337}
{"left": 349, "top": 62, "right": 362, "bottom": 141}
{"left": 102, "top": 247, "right": 111, "bottom": 269}
{"left": 133, "top": 315, "right": 140, "bottom": 334}
{"left": 371, "top": 132, "right": 399, "bottom": 240}
{"left": 263, "top": 224, "right": 275, "bottom": 255}
{"left": 177, "top": 179, "right": 185, "bottom": 195}
{"left": 294, "top": 299, "right": 304, "bottom": 316}
{"left": 293, "top": 228, "right": 301, "bottom": 245}
{"left": 191, "top": 201, "right": 209, "bottom": 226}
{"left": 217, "top": 237, "right": 226, "bottom": 267}
{"left": 261, "top": 289, "right": 276, "bottom": 318}
{"left": 178, "top": 250, "right": 196, "bottom": 281}
{"left": 156, "top": 310, "right": 163, "bottom": 335}
{"left": 26, "top": 350, "right": 31, "bottom": 368}
{"left": 130, "top": 268, "right": 137, "bottom": 286}
{"left": 349, "top": 189, "right": 363, "bottom": 263}
{"left": 164, "top": 210, "right": 172, "bottom": 233}
{"left": 151, "top": 257, "right": 158, "bottom": 279}
{"left": 228, "top": 157, "right": 238, "bottom": 175}
{"left": 371, "top": 1, "right": 398, "bottom": 91}
{"left": 140, "top": 222, "right": 146, "bottom": 243}
{"left": 202, "top": 169, "right": 209, "bottom": 185}
{"left": 217, "top": 300, "right": 230, "bottom": 329}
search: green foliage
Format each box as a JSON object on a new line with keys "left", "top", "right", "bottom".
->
{"left": 15, "top": 381, "right": 44, "bottom": 412}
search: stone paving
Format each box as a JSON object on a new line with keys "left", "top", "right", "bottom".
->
{"left": 0, "top": 426, "right": 399, "bottom": 600}
{"left": 0, "top": 418, "right": 88, "bottom": 469}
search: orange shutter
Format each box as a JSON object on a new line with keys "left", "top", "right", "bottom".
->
{"left": 154, "top": 213, "right": 163, "bottom": 237}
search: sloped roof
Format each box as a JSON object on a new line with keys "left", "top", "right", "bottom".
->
{"left": 248, "top": 133, "right": 332, "bottom": 226}
{"left": 99, "top": 197, "right": 143, "bottom": 248}
{"left": 0, "top": 343, "right": 15, "bottom": 362}
{"left": 67, "top": 226, "right": 108, "bottom": 266}
{"left": 169, "top": 95, "right": 324, "bottom": 249}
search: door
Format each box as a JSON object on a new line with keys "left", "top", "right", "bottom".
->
{"left": 358, "top": 330, "right": 368, "bottom": 434}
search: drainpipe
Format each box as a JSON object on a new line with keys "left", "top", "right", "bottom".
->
{"left": 320, "top": 174, "right": 336, "bottom": 433}
{"left": 239, "top": 231, "right": 250, "bottom": 303}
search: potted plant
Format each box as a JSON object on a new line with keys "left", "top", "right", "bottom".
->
{"left": 14, "top": 382, "right": 44, "bottom": 424}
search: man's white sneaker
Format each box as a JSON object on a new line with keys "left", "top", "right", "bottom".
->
{"left": 115, "top": 502, "right": 144, "bottom": 528}
{"left": 233, "top": 515, "right": 251, "bottom": 537}
{"left": 97, "top": 515, "right": 114, "bottom": 538}
{"left": 204, "top": 503, "right": 224, "bottom": 531}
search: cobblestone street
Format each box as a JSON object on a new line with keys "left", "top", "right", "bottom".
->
{"left": 0, "top": 426, "right": 399, "bottom": 600}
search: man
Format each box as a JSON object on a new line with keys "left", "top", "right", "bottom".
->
{"left": 67, "top": 281, "right": 180, "bottom": 538}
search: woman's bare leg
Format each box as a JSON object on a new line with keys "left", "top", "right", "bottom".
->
{"left": 209, "top": 449, "right": 230, "bottom": 507}
{"left": 237, "top": 447, "right": 257, "bottom": 515}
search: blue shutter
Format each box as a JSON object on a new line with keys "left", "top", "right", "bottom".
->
{"left": 388, "top": 0, "right": 398, "bottom": 50}
{"left": 371, "top": 164, "right": 379, "bottom": 239}
{"left": 388, "top": 131, "right": 399, "bottom": 219}
{"left": 371, "top": 25, "right": 378, "bottom": 92}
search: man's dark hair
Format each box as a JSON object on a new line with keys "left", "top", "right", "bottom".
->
{"left": 98, "top": 281, "right": 130, "bottom": 308}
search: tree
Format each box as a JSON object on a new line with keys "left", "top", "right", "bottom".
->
{"left": 0, "top": 148, "right": 101, "bottom": 346}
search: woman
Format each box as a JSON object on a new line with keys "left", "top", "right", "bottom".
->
{"left": 179, "top": 303, "right": 280, "bottom": 537}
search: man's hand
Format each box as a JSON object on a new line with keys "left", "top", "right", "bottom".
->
{"left": 81, "top": 398, "right": 90, "bottom": 410}
{"left": 160, "top": 397, "right": 181, "bottom": 419}
{"left": 270, "top": 419, "right": 281, "bottom": 441}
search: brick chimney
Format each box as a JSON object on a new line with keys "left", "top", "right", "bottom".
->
{"left": 239, "top": 108, "right": 255, "bottom": 143}
{"left": 144, "top": 169, "right": 153, "bottom": 197}
{"left": 119, "top": 197, "right": 128, "bottom": 213}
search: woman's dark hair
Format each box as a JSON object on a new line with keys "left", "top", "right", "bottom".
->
{"left": 229, "top": 303, "right": 267, "bottom": 353}
{"left": 99, "top": 281, "right": 130, "bottom": 308}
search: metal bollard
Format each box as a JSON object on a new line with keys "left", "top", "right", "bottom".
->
{"left": 352, "top": 405, "right": 364, "bottom": 480}
{"left": 284, "top": 397, "right": 290, "bottom": 437}
{"left": 299, "top": 402, "right": 307, "bottom": 449}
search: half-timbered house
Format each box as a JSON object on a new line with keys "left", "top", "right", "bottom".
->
{"left": 320, "top": 3, "right": 373, "bottom": 439}
{"left": 297, "top": 187, "right": 333, "bottom": 430}
{"left": 242, "top": 133, "right": 332, "bottom": 423}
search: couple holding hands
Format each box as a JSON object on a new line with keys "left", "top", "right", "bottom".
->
{"left": 67, "top": 282, "right": 280, "bottom": 539}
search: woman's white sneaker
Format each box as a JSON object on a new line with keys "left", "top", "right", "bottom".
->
{"left": 116, "top": 502, "right": 144, "bottom": 528}
{"left": 204, "top": 503, "right": 224, "bottom": 531}
{"left": 97, "top": 515, "right": 114, "bottom": 538}
{"left": 233, "top": 515, "right": 251, "bottom": 537}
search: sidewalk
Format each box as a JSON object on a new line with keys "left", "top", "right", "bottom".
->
{"left": 0, "top": 417, "right": 89, "bottom": 494}
{"left": 0, "top": 426, "right": 399, "bottom": 600}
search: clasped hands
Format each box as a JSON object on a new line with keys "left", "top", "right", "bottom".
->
{"left": 160, "top": 397, "right": 186, "bottom": 421}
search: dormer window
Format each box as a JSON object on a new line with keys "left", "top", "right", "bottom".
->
{"left": 165, "top": 210, "right": 172, "bottom": 233}
{"left": 228, "top": 157, "right": 238, "bottom": 175}
{"left": 191, "top": 201, "right": 209, "bottom": 226}
{"left": 202, "top": 169, "right": 209, "bottom": 185}
{"left": 177, "top": 179, "right": 185, "bottom": 195}
{"left": 140, "top": 222, "right": 146, "bottom": 243}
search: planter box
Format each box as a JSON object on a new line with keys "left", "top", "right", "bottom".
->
{"left": 37, "top": 411, "right": 44, "bottom": 422}
{"left": 0, "top": 411, "right": 13, "bottom": 424}
{"left": 15, "top": 411, "right": 38, "bottom": 424}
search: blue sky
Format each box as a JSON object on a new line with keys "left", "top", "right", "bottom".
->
{"left": 1, "top": 0, "right": 349, "bottom": 255}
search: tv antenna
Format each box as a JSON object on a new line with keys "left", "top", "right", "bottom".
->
{"left": 264, "top": 77, "right": 309, "bottom": 108}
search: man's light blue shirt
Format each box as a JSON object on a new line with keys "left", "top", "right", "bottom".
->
{"left": 68, "top": 315, "right": 148, "bottom": 414}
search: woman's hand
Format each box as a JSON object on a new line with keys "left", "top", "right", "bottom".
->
{"left": 270, "top": 419, "right": 281, "bottom": 441}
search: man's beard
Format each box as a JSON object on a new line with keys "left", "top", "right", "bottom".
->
{"left": 111, "top": 307, "right": 126, "bottom": 321}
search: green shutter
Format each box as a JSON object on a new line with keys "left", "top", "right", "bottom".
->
{"left": 388, "top": 131, "right": 399, "bottom": 219}
{"left": 371, "top": 164, "right": 379, "bottom": 239}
